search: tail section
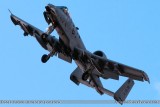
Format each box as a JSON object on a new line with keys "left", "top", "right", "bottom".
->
{"left": 70, "top": 67, "right": 135, "bottom": 105}
{"left": 114, "top": 78, "right": 134, "bottom": 104}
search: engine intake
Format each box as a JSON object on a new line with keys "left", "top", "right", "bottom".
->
{"left": 93, "top": 51, "right": 107, "bottom": 59}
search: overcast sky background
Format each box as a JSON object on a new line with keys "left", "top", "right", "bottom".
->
{"left": 1, "top": 0, "right": 160, "bottom": 107}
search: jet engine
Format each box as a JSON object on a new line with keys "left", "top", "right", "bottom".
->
{"left": 92, "top": 50, "right": 107, "bottom": 74}
{"left": 93, "top": 50, "right": 107, "bottom": 59}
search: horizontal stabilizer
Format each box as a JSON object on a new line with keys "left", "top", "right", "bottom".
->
{"left": 114, "top": 78, "right": 134, "bottom": 104}
{"left": 70, "top": 67, "right": 115, "bottom": 96}
{"left": 70, "top": 67, "right": 82, "bottom": 85}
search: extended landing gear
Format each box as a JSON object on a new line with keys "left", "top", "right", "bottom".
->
{"left": 82, "top": 72, "right": 90, "bottom": 81}
{"left": 41, "top": 50, "right": 56, "bottom": 63}
{"left": 41, "top": 54, "right": 50, "bottom": 63}
{"left": 23, "top": 32, "right": 28, "bottom": 36}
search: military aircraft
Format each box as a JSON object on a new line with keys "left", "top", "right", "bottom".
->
{"left": 10, "top": 4, "right": 149, "bottom": 104}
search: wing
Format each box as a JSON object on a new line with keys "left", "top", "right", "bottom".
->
{"left": 105, "top": 59, "right": 150, "bottom": 83}
{"left": 73, "top": 47, "right": 149, "bottom": 83}
{"left": 10, "top": 13, "right": 72, "bottom": 63}
{"left": 10, "top": 14, "right": 45, "bottom": 36}
{"left": 10, "top": 13, "right": 48, "bottom": 50}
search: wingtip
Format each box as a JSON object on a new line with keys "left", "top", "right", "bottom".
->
{"left": 146, "top": 77, "right": 150, "bottom": 84}
{"left": 142, "top": 72, "right": 150, "bottom": 84}
{"left": 8, "top": 9, "right": 12, "bottom": 15}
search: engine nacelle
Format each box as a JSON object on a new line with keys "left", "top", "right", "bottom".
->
{"left": 93, "top": 50, "right": 107, "bottom": 59}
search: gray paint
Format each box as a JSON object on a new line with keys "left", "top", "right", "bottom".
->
{"left": 10, "top": 4, "right": 149, "bottom": 104}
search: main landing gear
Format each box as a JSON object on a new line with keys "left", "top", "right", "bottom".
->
{"left": 82, "top": 68, "right": 93, "bottom": 81}
{"left": 82, "top": 72, "right": 90, "bottom": 81}
{"left": 41, "top": 54, "right": 50, "bottom": 63}
{"left": 41, "top": 19, "right": 57, "bottom": 63}
{"left": 41, "top": 51, "right": 56, "bottom": 63}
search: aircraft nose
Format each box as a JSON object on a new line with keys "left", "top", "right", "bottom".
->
{"left": 45, "top": 4, "right": 56, "bottom": 13}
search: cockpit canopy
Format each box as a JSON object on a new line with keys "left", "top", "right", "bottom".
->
{"left": 57, "top": 6, "right": 70, "bottom": 17}
{"left": 59, "top": 6, "right": 68, "bottom": 10}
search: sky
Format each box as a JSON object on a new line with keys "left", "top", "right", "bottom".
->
{"left": 0, "top": 0, "right": 160, "bottom": 107}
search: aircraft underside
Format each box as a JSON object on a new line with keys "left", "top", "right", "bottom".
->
{"left": 10, "top": 4, "right": 149, "bottom": 104}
